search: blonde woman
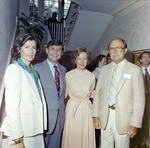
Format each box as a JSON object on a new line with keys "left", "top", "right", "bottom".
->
{"left": 62, "top": 47, "right": 96, "bottom": 148}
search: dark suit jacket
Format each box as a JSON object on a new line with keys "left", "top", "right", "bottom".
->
{"left": 35, "top": 60, "right": 66, "bottom": 134}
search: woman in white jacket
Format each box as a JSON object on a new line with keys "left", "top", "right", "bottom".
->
{"left": 0, "top": 33, "right": 47, "bottom": 148}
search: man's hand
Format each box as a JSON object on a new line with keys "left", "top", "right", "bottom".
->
{"left": 93, "top": 117, "right": 101, "bottom": 129}
{"left": 127, "top": 125, "right": 138, "bottom": 138}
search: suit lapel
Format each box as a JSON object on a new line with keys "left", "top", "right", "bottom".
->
{"left": 42, "top": 60, "right": 58, "bottom": 97}
{"left": 107, "top": 63, "right": 114, "bottom": 87}
{"left": 58, "top": 64, "right": 64, "bottom": 97}
{"left": 116, "top": 62, "right": 129, "bottom": 97}
{"left": 20, "top": 66, "right": 41, "bottom": 101}
{"left": 116, "top": 76, "right": 126, "bottom": 97}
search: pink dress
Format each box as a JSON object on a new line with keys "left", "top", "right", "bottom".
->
{"left": 62, "top": 68, "right": 96, "bottom": 148}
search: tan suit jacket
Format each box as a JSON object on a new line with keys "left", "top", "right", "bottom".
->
{"left": 92, "top": 60, "right": 145, "bottom": 135}
{"left": 0, "top": 63, "right": 47, "bottom": 140}
{"left": 92, "top": 68, "right": 100, "bottom": 80}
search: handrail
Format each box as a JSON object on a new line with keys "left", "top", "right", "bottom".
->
{"left": 48, "top": 21, "right": 65, "bottom": 43}
{"left": 64, "top": 1, "right": 81, "bottom": 19}
{"left": 48, "top": 1, "right": 81, "bottom": 51}
{"left": 0, "top": 16, "right": 18, "bottom": 147}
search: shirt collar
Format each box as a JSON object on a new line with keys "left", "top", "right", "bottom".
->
{"left": 96, "top": 67, "right": 100, "bottom": 71}
{"left": 142, "top": 65, "right": 150, "bottom": 70}
{"left": 142, "top": 65, "right": 150, "bottom": 74}
{"left": 47, "top": 59, "right": 59, "bottom": 71}
{"left": 112, "top": 59, "right": 127, "bottom": 70}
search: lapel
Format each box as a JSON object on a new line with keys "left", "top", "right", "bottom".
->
{"left": 42, "top": 60, "right": 58, "bottom": 97}
{"left": 106, "top": 63, "right": 114, "bottom": 88}
{"left": 17, "top": 63, "right": 41, "bottom": 101}
{"left": 58, "top": 64, "right": 64, "bottom": 97}
{"left": 116, "top": 61, "right": 129, "bottom": 97}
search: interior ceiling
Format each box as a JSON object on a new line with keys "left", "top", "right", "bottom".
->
{"left": 67, "top": 0, "right": 149, "bottom": 52}
{"left": 72, "top": 0, "right": 138, "bottom": 15}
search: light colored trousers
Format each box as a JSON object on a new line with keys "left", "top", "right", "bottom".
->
{"left": 101, "top": 109, "right": 130, "bottom": 148}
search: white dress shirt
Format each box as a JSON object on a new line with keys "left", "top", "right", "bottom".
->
{"left": 47, "top": 59, "right": 59, "bottom": 79}
{"left": 141, "top": 65, "right": 150, "bottom": 75}
{"left": 112, "top": 59, "right": 127, "bottom": 83}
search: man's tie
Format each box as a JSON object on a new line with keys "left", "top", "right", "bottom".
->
{"left": 145, "top": 69, "right": 150, "bottom": 94}
{"left": 54, "top": 66, "right": 60, "bottom": 96}
{"left": 108, "top": 65, "right": 118, "bottom": 106}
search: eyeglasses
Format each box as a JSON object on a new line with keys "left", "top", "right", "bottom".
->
{"left": 109, "top": 46, "right": 125, "bottom": 53}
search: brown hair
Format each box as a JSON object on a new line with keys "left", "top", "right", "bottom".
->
{"left": 71, "top": 47, "right": 91, "bottom": 65}
{"left": 11, "top": 33, "right": 40, "bottom": 60}
{"left": 138, "top": 51, "right": 150, "bottom": 64}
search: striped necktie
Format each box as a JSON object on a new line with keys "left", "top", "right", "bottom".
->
{"left": 54, "top": 66, "right": 60, "bottom": 96}
{"left": 108, "top": 65, "right": 118, "bottom": 106}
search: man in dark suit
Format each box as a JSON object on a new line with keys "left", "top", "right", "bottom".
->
{"left": 139, "top": 51, "right": 150, "bottom": 146}
{"left": 35, "top": 39, "right": 66, "bottom": 148}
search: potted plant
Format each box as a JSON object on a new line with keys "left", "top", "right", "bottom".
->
{"left": 18, "top": 12, "right": 46, "bottom": 42}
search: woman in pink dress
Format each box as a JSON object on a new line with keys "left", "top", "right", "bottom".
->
{"left": 62, "top": 47, "right": 96, "bottom": 148}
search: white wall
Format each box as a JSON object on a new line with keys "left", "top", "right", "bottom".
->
{"left": 0, "top": 0, "right": 19, "bottom": 86}
{"left": 91, "top": 2, "right": 150, "bottom": 62}
{"left": 19, "top": 0, "right": 30, "bottom": 17}
{"left": 67, "top": 10, "right": 113, "bottom": 52}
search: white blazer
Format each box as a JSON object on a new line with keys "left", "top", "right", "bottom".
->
{"left": 0, "top": 63, "right": 47, "bottom": 140}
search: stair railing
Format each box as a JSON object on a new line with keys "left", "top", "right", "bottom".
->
{"left": 48, "top": 2, "right": 81, "bottom": 51}
{"left": 48, "top": 20, "right": 65, "bottom": 44}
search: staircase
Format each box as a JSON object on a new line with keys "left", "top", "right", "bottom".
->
{"left": 48, "top": 2, "right": 81, "bottom": 51}
{"left": 32, "top": 2, "right": 81, "bottom": 69}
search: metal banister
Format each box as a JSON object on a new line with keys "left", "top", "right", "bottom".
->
{"left": 48, "top": 2, "right": 81, "bottom": 51}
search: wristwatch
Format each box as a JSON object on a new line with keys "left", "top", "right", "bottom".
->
{"left": 14, "top": 137, "right": 23, "bottom": 144}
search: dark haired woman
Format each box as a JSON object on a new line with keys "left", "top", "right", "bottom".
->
{"left": 0, "top": 33, "right": 47, "bottom": 148}
{"left": 92, "top": 54, "right": 107, "bottom": 80}
{"left": 62, "top": 47, "right": 96, "bottom": 148}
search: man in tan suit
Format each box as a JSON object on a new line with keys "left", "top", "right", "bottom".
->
{"left": 92, "top": 38, "right": 145, "bottom": 148}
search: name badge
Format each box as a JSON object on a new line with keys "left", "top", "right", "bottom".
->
{"left": 122, "top": 73, "right": 132, "bottom": 80}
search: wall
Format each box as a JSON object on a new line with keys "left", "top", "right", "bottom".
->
{"left": 0, "top": 0, "right": 19, "bottom": 86}
{"left": 38, "top": 0, "right": 44, "bottom": 20}
{"left": 67, "top": 10, "right": 112, "bottom": 52}
{"left": 91, "top": 2, "right": 150, "bottom": 62}
{"left": 19, "top": 0, "right": 30, "bottom": 17}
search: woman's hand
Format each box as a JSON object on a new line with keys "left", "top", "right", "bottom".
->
{"left": 11, "top": 137, "right": 24, "bottom": 148}
{"left": 11, "top": 141, "right": 24, "bottom": 148}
